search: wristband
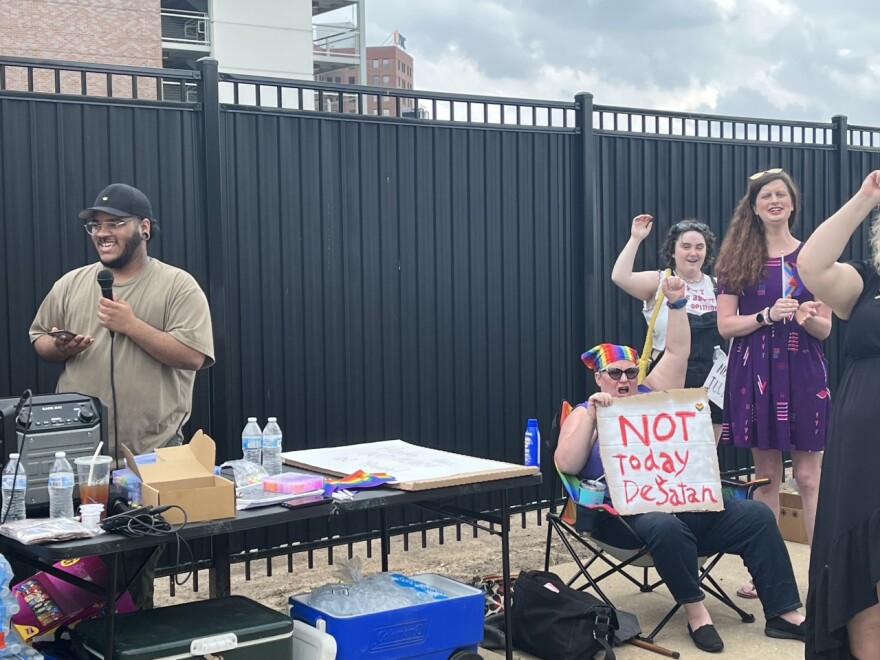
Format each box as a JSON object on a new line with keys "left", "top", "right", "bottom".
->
{"left": 666, "top": 297, "right": 687, "bottom": 310}
{"left": 756, "top": 307, "right": 774, "bottom": 326}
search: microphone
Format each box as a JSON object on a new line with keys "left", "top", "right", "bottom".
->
{"left": 106, "top": 484, "right": 133, "bottom": 516}
{"left": 97, "top": 268, "right": 114, "bottom": 301}
{"left": 97, "top": 269, "right": 114, "bottom": 337}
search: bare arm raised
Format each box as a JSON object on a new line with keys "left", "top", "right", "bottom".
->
{"left": 611, "top": 214, "right": 663, "bottom": 302}
{"left": 798, "top": 171, "right": 880, "bottom": 319}
{"left": 644, "top": 275, "right": 689, "bottom": 391}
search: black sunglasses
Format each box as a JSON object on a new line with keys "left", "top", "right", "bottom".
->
{"left": 601, "top": 367, "right": 639, "bottom": 381}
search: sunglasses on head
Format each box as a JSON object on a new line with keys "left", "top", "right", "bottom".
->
{"left": 601, "top": 366, "right": 639, "bottom": 380}
{"left": 749, "top": 167, "right": 783, "bottom": 181}
{"left": 674, "top": 220, "right": 709, "bottom": 232}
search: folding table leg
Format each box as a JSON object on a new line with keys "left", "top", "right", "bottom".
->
{"left": 380, "top": 507, "right": 389, "bottom": 573}
{"left": 500, "top": 489, "right": 513, "bottom": 660}
{"left": 210, "top": 533, "right": 231, "bottom": 598}
{"left": 105, "top": 553, "right": 118, "bottom": 655}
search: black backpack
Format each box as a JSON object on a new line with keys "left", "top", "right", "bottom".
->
{"left": 511, "top": 569, "right": 617, "bottom": 660}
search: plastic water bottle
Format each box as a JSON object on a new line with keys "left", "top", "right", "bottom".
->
{"left": 48, "top": 451, "right": 75, "bottom": 519}
{"left": 524, "top": 419, "right": 540, "bottom": 467}
{"left": 1, "top": 454, "right": 27, "bottom": 523}
{"left": 242, "top": 417, "right": 262, "bottom": 465}
{"left": 261, "top": 417, "right": 283, "bottom": 476}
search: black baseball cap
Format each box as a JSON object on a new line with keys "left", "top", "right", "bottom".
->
{"left": 78, "top": 183, "right": 153, "bottom": 220}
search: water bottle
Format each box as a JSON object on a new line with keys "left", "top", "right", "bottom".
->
{"left": 261, "top": 417, "right": 283, "bottom": 476}
{"left": 1, "top": 454, "right": 27, "bottom": 523}
{"left": 524, "top": 419, "right": 540, "bottom": 467}
{"left": 48, "top": 451, "right": 75, "bottom": 519}
{"left": 242, "top": 417, "right": 262, "bottom": 465}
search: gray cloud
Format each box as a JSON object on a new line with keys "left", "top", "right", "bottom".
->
{"left": 360, "top": 0, "right": 880, "bottom": 126}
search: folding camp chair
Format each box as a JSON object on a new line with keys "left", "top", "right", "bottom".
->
{"left": 544, "top": 400, "right": 768, "bottom": 648}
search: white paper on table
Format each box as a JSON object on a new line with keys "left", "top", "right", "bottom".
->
{"left": 235, "top": 486, "right": 324, "bottom": 510}
{"left": 280, "top": 440, "right": 539, "bottom": 490}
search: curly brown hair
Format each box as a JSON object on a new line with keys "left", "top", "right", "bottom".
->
{"left": 659, "top": 219, "right": 717, "bottom": 271}
{"left": 714, "top": 170, "right": 800, "bottom": 293}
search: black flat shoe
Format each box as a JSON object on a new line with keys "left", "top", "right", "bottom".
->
{"left": 764, "top": 616, "right": 806, "bottom": 641}
{"left": 688, "top": 623, "right": 724, "bottom": 652}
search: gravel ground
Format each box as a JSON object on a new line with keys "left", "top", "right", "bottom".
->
{"left": 155, "top": 511, "right": 557, "bottom": 611}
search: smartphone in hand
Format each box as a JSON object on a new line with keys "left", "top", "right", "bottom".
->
{"left": 48, "top": 330, "right": 77, "bottom": 341}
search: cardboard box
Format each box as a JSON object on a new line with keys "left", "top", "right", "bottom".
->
{"left": 778, "top": 491, "right": 808, "bottom": 544}
{"left": 122, "top": 431, "right": 234, "bottom": 524}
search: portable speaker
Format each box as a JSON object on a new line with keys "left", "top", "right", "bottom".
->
{"left": 0, "top": 392, "right": 107, "bottom": 509}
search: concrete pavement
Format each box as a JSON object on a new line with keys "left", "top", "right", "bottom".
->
{"left": 479, "top": 538, "right": 810, "bottom": 659}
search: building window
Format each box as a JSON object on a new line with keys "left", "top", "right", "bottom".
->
{"left": 383, "top": 59, "right": 389, "bottom": 68}
{"left": 382, "top": 75, "right": 390, "bottom": 85}
{"left": 349, "top": 76, "right": 355, "bottom": 84}
{"left": 372, "top": 59, "right": 379, "bottom": 68}
{"left": 372, "top": 75, "right": 380, "bottom": 85}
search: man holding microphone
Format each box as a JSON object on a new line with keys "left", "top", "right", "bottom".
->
{"left": 28, "top": 183, "right": 214, "bottom": 608}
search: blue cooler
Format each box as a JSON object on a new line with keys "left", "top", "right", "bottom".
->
{"left": 289, "top": 573, "right": 483, "bottom": 659}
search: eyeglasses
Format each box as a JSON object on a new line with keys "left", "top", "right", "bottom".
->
{"left": 749, "top": 167, "right": 783, "bottom": 181}
{"left": 83, "top": 218, "right": 135, "bottom": 235}
{"left": 601, "top": 367, "right": 639, "bottom": 381}
{"left": 674, "top": 220, "right": 710, "bottom": 232}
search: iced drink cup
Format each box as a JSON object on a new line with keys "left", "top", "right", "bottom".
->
{"left": 75, "top": 455, "right": 113, "bottom": 517}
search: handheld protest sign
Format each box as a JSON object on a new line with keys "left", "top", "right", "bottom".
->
{"left": 703, "top": 351, "right": 728, "bottom": 409}
{"left": 596, "top": 388, "right": 722, "bottom": 515}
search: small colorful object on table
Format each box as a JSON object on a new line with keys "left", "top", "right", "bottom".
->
{"left": 322, "top": 470, "right": 395, "bottom": 498}
{"left": 262, "top": 473, "right": 325, "bottom": 495}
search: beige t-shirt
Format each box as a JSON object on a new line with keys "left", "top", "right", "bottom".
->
{"left": 29, "top": 259, "right": 215, "bottom": 457}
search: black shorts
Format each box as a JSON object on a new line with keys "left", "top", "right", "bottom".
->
{"left": 647, "top": 352, "right": 723, "bottom": 425}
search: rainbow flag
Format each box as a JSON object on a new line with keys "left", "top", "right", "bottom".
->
{"left": 323, "top": 469, "right": 396, "bottom": 496}
{"left": 782, "top": 258, "right": 798, "bottom": 297}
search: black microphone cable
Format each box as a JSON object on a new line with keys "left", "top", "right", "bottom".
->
{"left": 109, "top": 333, "right": 119, "bottom": 467}
{"left": 98, "top": 269, "right": 120, "bottom": 466}
{"left": 100, "top": 503, "right": 194, "bottom": 587}
{"left": 2, "top": 390, "right": 33, "bottom": 524}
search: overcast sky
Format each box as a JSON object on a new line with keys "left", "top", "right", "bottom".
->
{"left": 342, "top": 0, "right": 880, "bottom": 127}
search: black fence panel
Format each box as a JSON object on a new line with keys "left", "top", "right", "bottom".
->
{"left": 216, "top": 106, "right": 578, "bottom": 543}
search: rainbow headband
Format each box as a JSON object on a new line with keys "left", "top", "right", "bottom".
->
{"left": 581, "top": 344, "right": 638, "bottom": 371}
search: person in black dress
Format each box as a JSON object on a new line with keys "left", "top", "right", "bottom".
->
{"left": 799, "top": 170, "right": 880, "bottom": 660}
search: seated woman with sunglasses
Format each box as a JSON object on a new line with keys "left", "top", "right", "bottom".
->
{"left": 555, "top": 275, "right": 806, "bottom": 653}
{"left": 611, "top": 215, "right": 724, "bottom": 436}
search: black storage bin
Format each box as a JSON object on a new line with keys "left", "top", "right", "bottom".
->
{"left": 71, "top": 595, "right": 293, "bottom": 659}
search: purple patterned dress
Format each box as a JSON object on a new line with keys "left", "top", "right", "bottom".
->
{"left": 719, "top": 244, "right": 830, "bottom": 451}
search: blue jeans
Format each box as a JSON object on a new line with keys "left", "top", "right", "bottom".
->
{"left": 582, "top": 498, "right": 802, "bottom": 620}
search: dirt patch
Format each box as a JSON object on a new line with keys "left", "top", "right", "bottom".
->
{"left": 155, "top": 511, "right": 567, "bottom": 613}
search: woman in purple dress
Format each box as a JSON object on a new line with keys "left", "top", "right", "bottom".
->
{"left": 714, "top": 169, "right": 831, "bottom": 554}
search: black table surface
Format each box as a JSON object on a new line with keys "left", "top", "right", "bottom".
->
{"left": 0, "top": 473, "right": 542, "bottom": 560}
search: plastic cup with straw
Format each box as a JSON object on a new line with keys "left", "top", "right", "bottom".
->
{"left": 75, "top": 442, "right": 112, "bottom": 515}
{"left": 87, "top": 441, "right": 103, "bottom": 486}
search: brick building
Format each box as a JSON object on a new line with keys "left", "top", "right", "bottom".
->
{"left": 317, "top": 42, "right": 414, "bottom": 117}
